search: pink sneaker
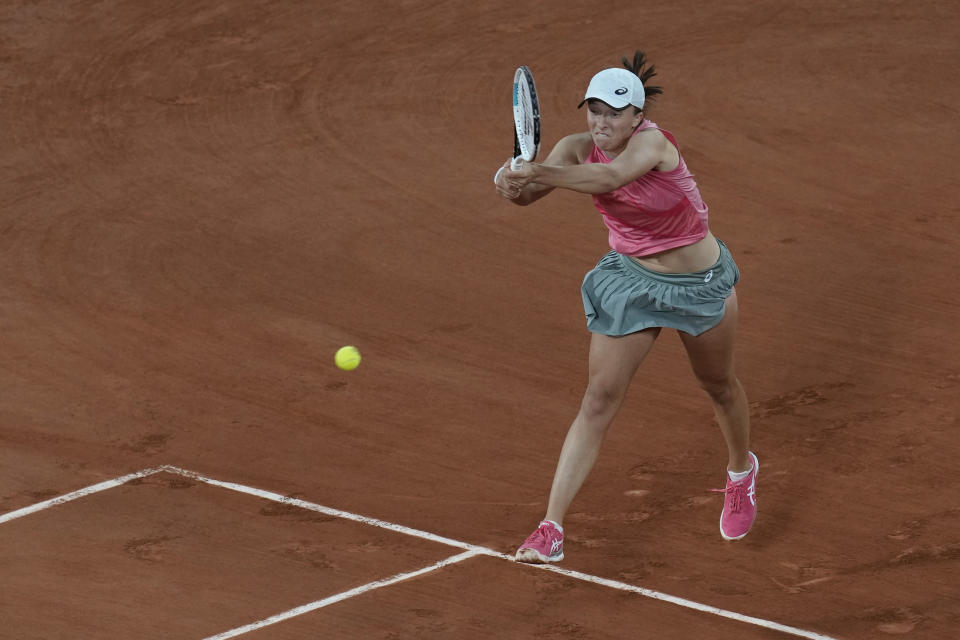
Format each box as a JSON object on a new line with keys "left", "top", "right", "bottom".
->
{"left": 715, "top": 452, "right": 759, "bottom": 541}
{"left": 515, "top": 520, "right": 564, "bottom": 563}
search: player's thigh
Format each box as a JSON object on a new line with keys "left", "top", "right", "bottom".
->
{"left": 678, "top": 290, "right": 739, "bottom": 385}
{"left": 587, "top": 328, "right": 661, "bottom": 394}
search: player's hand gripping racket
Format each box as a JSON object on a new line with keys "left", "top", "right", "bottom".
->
{"left": 511, "top": 65, "right": 540, "bottom": 170}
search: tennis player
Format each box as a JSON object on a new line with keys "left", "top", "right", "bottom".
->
{"left": 495, "top": 51, "right": 758, "bottom": 563}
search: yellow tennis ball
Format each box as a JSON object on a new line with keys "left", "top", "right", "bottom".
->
{"left": 335, "top": 345, "right": 361, "bottom": 371}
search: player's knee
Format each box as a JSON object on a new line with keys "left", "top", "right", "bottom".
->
{"left": 697, "top": 375, "right": 737, "bottom": 405}
{"left": 580, "top": 382, "right": 625, "bottom": 421}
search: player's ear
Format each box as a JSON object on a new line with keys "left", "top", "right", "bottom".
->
{"left": 633, "top": 109, "right": 644, "bottom": 127}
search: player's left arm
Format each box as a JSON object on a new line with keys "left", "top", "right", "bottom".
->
{"left": 509, "top": 128, "right": 669, "bottom": 195}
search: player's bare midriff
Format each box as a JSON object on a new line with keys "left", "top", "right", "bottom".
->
{"left": 628, "top": 231, "right": 721, "bottom": 274}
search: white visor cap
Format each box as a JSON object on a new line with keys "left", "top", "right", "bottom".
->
{"left": 578, "top": 68, "right": 645, "bottom": 110}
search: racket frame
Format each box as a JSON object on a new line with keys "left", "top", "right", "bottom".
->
{"left": 512, "top": 65, "right": 541, "bottom": 169}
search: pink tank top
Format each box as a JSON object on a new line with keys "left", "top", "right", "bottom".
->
{"left": 585, "top": 120, "right": 709, "bottom": 256}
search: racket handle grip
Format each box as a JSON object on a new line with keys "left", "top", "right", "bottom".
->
{"left": 510, "top": 157, "right": 523, "bottom": 170}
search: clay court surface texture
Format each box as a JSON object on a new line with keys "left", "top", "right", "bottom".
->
{"left": 2, "top": 1, "right": 958, "bottom": 638}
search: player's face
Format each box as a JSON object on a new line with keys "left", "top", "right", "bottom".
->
{"left": 586, "top": 100, "right": 642, "bottom": 154}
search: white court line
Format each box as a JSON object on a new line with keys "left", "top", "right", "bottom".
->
{"left": 531, "top": 563, "right": 837, "bottom": 640}
{"left": 0, "top": 467, "right": 163, "bottom": 524}
{"left": 201, "top": 550, "right": 480, "bottom": 640}
{"left": 160, "top": 465, "right": 502, "bottom": 558}
{"left": 0, "top": 465, "right": 839, "bottom": 640}
{"left": 162, "top": 466, "right": 838, "bottom": 640}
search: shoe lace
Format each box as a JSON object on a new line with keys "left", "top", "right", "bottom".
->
{"left": 711, "top": 481, "right": 745, "bottom": 513}
{"left": 522, "top": 522, "right": 556, "bottom": 547}
{"left": 523, "top": 528, "right": 545, "bottom": 546}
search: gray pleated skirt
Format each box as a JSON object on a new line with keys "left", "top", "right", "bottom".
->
{"left": 581, "top": 239, "right": 740, "bottom": 336}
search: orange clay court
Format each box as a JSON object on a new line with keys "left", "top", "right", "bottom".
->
{"left": 1, "top": 1, "right": 958, "bottom": 639}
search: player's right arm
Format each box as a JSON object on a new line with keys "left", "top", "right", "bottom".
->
{"left": 495, "top": 133, "right": 590, "bottom": 206}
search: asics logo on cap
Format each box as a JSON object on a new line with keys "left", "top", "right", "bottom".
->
{"left": 614, "top": 87, "right": 628, "bottom": 95}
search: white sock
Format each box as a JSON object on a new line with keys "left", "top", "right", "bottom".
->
{"left": 545, "top": 520, "right": 563, "bottom": 533}
{"left": 727, "top": 466, "right": 753, "bottom": 483}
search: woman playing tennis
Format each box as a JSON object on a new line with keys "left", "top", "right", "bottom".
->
{"left": 495, "top": 51, "right": 758, "bottom": 563}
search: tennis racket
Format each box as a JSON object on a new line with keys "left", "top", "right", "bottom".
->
{"left": 511, "top": 65, "right": 540, "bottom": 170}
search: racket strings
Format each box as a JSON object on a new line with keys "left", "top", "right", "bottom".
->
{"left": 512, "top": 66, "right": 540, "bottom": 162}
